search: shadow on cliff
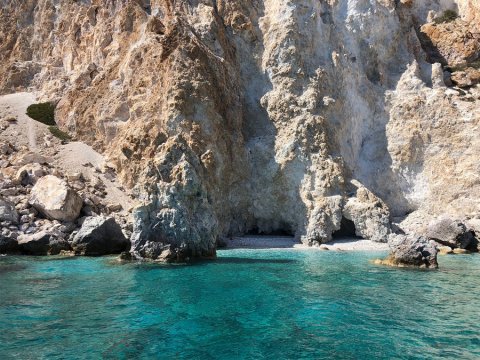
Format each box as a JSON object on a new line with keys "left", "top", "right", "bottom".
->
{"left": 223, "top": 1, "right": 307, "bottom": 238}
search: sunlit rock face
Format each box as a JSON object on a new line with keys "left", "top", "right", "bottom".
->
{"left": 1, "top": 0, "right": 479, "bottom": 258}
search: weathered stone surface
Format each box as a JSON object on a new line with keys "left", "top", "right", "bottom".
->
{"left": 29, "top": 175, "right": 83, "bottom": 222}
{"left": 343, "top": 181, "right": 391, "bottom": 242}
{"left": 426, "top": 217, "right": 478, "bottom": 251}
{"left": 451, "top": 67, "right": 480, "bottom": 88}
{"left": 377, "top": 234, "right": 439, "bottom": 268}
{"left": 72, "top": 216, "right": 129, "bottom": 256}
{"left": 0, "top": 1, "right": 479, "bottom": 258}
{"left": 0, "top": 196, "right": 19, "bottom": 224}
{"left": 419, "top": 17, "right": 480, "bottom": 88}
{"left": 419, "top": 20, "right": 480, "bottom": 69}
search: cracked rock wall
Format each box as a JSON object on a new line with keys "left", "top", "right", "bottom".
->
{"left": 1, "top": 0, "right": 479, "bottom": 258}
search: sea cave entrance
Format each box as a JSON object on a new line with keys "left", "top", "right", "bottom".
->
{"left": 222, "top": 223, "right": 298, "bottom": 249}
{"left": 332, "top": 217, "right": 361, "bottom": 239}
{"left": 245, "top": 226, "right": 294, "bottom": 237}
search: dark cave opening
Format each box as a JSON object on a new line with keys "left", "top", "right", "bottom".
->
{"left": 332, "top": 217, "right": 361, "bottom": 239}
{"left": 245, "top": 225, "right": 294, "bottom": 237}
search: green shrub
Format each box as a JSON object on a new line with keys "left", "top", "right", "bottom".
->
{"left": 26, "top": 102, "right": 56, "bottom": 126}
{"left": 434, "top": 9, "right": 458, "bottom": 24}
{"left": 48, "top": 126, "right": 72, "bottom": 142}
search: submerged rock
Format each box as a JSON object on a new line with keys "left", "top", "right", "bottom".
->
{"left": 376, "top": 235, "right": 438, "bottom": 269}
{"left": 29, "top": 175, "right": 83, "bottom": 222}
{"left": 72, "top": 216, "right": 130, "bottom": 256}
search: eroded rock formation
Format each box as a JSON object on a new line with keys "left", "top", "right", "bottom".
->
{"left": 1, "top": 0, "right": 479, "bottom": 259}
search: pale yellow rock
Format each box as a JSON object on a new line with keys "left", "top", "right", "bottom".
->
{"left": 438, "top": 246, "right": 453, "bottom": 255}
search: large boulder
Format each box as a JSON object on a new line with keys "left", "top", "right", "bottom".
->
{"left": 426, "top": 217, "right": 477, "bottom": 251}
{"left": 0, "top": 196, "right": 19, "bottom": 224}
{"left": 29, "top": 175, "right": 83, "bottom": 222}
{"left": 17, "top": 231, "right": 51, "bottom": 255}
{"left": 376, "top": 234, "right": 438, "bottom": 268}
{"left": 17, "top": 231, "right": 71, "bottom": 255}
{"left": 343, "top": 181, "right": 391, "bottom": 242}
{"left": 72, "top": 216, "right": 130, "bottom": 256}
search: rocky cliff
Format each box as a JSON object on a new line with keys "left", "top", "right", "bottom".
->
{"left": 1, "top": 0, "right": 479, "bottom": 260}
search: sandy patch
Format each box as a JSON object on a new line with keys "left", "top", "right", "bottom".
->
{"left": 224, "top": 236, "right": 389, "bottom": 251}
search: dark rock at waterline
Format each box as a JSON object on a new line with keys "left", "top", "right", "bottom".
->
{"left": 48, "top": 239, "right": 72, "bottom": 255}
{"left": 118, "top": 251, "right": 133, "bottom": 261}
{"left": 0, "top": 235, "right": 19, "bottom": 254}
{"left": 4, "top": 231, "right": 71, "bottom": 255}
{"left": 17, "top": 231, "right": 51, "bottom": 255}
{"left": 72, "top": 216, "right": 130, "bottom": 256}
{"left": 132, "top": 240, "right": 216, "bottom": 262}
{"left": 376, "top": 234, "right": 438, "bottom": 268}
{"left": 427, "top": 217, "right": 478, "bottom": 251}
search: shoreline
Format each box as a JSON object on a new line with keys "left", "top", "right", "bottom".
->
{"left": 223, "top": 236, "right": 390, "bottom": 252}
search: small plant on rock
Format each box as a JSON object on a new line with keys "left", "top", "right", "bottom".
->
{"left": 26, "top": 102, "right": 56, "bottom": 126}
{"left": 48, "top": 126, "right": 72, "bottom": 142}
{"left": 434, "top": 9, "right": 458, "bottom": 24}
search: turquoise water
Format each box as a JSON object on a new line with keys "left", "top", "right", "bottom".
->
{"left": 1, "top": 250, "right": 480, "bottom": 359}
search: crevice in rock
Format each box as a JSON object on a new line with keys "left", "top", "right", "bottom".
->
{"left": 142, "top": 0, "right": 152, "bottom": 15}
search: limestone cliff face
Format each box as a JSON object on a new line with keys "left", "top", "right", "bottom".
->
{"left": 1, "top": 0, "right": 479, "bottom": 259}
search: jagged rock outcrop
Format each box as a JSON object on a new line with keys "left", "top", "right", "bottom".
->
{"left": 72, "top": 216, "right": 130, "bottom": 256}
{"left": 1, "top": 0, "right": 479, "bottom": 259}
{"left": 343, "top": 181, "right": 391, "bottom": 242}
{"left": 427, "top": 217, "right": 478, "bottom": 251}
{"left": 376, "top": 234, "right": 439, "bottom": 268}
{"left": 419, "top": 15, "right": 480, "bottom": 88}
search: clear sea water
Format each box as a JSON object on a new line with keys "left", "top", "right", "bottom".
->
{"left": 1, "top": 249, "right": 480, "bottom": 359}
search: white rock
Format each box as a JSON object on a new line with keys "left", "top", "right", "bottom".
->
{"left": 29, "top": 175, "right": 83, "bottom": 222}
